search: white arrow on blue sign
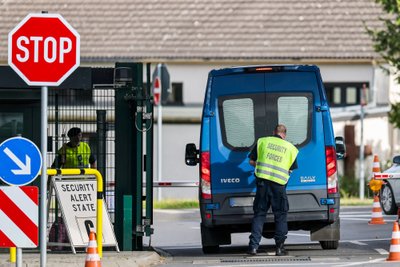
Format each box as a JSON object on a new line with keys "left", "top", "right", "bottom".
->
{"left": 0, "top": 137, "right": 42, "bottom": 186}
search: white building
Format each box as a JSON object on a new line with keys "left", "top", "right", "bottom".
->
{"left": 0, "top": 0, "right": 395, "bottom": 199}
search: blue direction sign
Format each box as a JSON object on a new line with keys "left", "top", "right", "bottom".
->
{"left": 0, "top": 137, "right": 42, "bottom": 186}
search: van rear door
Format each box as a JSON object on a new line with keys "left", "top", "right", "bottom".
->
{"left": 207, "top": 66, "right": 330, "bottom": 221}
{"left": 208, "top": 72, "right": 264, "bottom": 216}
{"left": 265, "top": 70, "right": 328, "bottom": 215}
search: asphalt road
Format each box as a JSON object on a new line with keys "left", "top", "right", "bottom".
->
{"left": 144, "top": 206, "right": 400, "bottom": 266}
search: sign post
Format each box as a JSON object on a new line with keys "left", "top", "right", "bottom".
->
{"left": 0, "top": 137, "right": 41, "bottom": 267}
{"left": 8, "top": 13, "right": 80, "bottom": 267}
{"left": 359, "top": 83, "right": 368, "bottom": 200}
{"left": 152, "top": 64, "right": 170, "bottom": 201}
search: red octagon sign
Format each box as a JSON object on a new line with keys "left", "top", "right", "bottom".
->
{"left": 8, "top": 13, "right": 80, "bottom": 86}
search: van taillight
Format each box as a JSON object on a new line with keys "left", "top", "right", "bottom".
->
{"left": 200, "top": 152, "right": 211, "bottom": 199}
{"left": 326, "top": 146, "right": 338, "bottom": 194}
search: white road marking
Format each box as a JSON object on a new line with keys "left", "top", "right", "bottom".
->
{"left": 342, "top": 238, "right": 390, "bottom": 242}
{"left": 288, "top": 232, "right": 310, "bottom": 237}
{"left": 210, "top": 263, "right": 341, "bottom": 267}
{"left": 340, "top": 214, "right": 372, "bottom": 217}
{"left": 154, "top": 209, "right": 198, "bottom": 214}
{"left": 340, "top": 211, "right": 372, "bottom": 214}
{"left": 374, "top": 248, "right": 389, "bottom": 255}
{"left": 340, "top": 218, "right": 375, "bottom": 221}
{"left": 349, "top": 241, "right": 367, "bottom": 246}
{"left": 335, "top": 258, "right": 386, "bottom": 267}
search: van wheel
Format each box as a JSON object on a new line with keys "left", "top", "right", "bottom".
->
{"left": 202, "top": 245, "right": 220, "bottom": 254}
{"left": 320, "top": 240, "right": 339, "bottom": 249}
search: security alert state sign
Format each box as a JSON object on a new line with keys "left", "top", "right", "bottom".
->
{"left": 52, "top": 178, "right": 118, "bottom": 249}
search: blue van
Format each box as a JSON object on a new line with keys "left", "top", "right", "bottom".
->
{"left": 185, "top": 65, "right": 345, "bottom": 253}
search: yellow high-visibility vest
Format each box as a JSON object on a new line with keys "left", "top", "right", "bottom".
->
{"left": 58, "top": 142, "right": 91, "bottom": 168}
{"left": 255, "top": 136, "right": 298, "bottom": 185}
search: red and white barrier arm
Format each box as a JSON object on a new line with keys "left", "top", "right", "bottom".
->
{"left": 106, "top": 181, "right": 199, "bottom": 188}
{"left": 373, "top": 173, "right": 400, "bottom": 180}
{"left": 149, "top": 181, "right": 199, "bottom": 187}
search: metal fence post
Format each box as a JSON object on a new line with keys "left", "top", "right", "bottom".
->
{"left": 96, "top": 110, "right": 107, "bottom": 188}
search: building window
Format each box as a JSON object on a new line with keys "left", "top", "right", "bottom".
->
{"left": 144, "top": 82, "right": 183, "bottom": 106}
{"left": 166, "top": 82, "right": 183, "bottom": 106}
{"left": 324, "top": 83, "right": 369, "bottom": 107}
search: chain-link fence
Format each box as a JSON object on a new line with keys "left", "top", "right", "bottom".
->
{"left": 47, "top": 87, "right": 115, "bottom": 249}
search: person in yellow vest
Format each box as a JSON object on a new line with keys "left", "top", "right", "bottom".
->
{"left": 247, "top": 124, "right": 298, "bottom": 256}
{"left": 52, "top": 127, "right": 96, "bottom": 169}
{"left": 49, "top": 127, "right": 96, "bottom": 250}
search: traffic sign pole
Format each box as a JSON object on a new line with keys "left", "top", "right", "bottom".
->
{"left": 40, "top": 86, "right": 48, "bottom": 266}
{"left": 157, "top": 64, "right": 163, "bottom": 201}
{"left": 17, "top": 248, "right": 22, "bottom": 267}
{"left": 8, "top": 12, "right": 80, "bottom": 266}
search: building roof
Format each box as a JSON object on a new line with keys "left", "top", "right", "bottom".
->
{"left": 0, "top": 0, "right": 385, "bottom": 63}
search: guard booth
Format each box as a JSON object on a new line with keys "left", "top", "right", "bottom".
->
{"left": 0, "top": 63, "right": 154, "bottom": 251}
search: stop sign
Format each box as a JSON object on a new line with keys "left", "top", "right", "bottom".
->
{"left": 8, "top": 13, "right": 80, "bottom": 86}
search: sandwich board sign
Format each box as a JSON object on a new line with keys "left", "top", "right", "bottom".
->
{"left": 50, "top": 176, "right": 118, "bottom": 252}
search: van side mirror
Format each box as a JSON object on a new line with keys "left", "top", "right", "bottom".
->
{"left": 393, "top": 155, "right": 400, "bottom": 164}
{"left": 185, "top": 143, "right": 199, "bottom": 166}
{"left": 335, "top": 137, "right": 346, "bottom": 160}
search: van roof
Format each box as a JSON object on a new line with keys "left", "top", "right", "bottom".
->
{"left": 210, "top": 64, "right": 320, "bottom": 77}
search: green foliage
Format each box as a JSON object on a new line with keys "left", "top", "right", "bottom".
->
{"left": 367, "top": 0, "right": 400, "bottom": 127}
{"left": 366, "top": 1, "right": 400, "bottom": 79}
{"left": 339, "top": 175, "right": 371, "bottom": 198}
{"left": 341, "top": 197, "right": 373, "bottom": 206}
{"left": 339, "top": 175, "right": 360, "bottom": 198}
{"left": 389, "top": 102, "right": 400, "bottom": 128}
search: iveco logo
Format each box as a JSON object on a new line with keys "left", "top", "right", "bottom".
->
{"left": 221, "top": 178, "right": 240, "bottom": 183}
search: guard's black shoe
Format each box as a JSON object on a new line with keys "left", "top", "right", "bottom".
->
{"left": 275, "top": 243, "right": 287, "bottom": 256}
{"left": 246, "top": 248, "right": 257, "bottom": 256}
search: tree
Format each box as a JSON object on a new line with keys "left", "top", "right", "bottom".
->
{"left": 367, "top": 0, "right": 400, "bottom": 127}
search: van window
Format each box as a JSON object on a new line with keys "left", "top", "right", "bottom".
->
{"left": 220, "top": 93, "right": 311, "bottom": 150}
{"left": 278, "top": 96, "right": 309, "bottom": 145}
{"left": 222, "top": 98, "right": 254, "bottom": 148}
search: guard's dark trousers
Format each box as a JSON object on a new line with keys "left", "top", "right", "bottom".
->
{"left": 249, "top": 178, "right": 289, "bottom": 250}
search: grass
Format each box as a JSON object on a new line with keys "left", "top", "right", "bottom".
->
{"left": 152, "top": 197, "right": 374, "bottom": 209}
{"left": 340, "top": 197, "right": 374, "bottom": 206}
{"left": 153, "top": 199, "right": 199, "bottom": 209}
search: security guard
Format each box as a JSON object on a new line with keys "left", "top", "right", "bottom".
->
{"left": 52, "top": 127, "right": 96, "bottom": 169}
{"left": 247, "top": 124, "right": 298, "bottom": 256}
{"left": 49, "top": 127, "right": 96, "bottom": 250}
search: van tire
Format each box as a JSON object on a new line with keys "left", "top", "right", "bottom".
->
{"left": 200, "top": 223, "right": 231, "bottom": 253}
{"left": 319, "top": 240, "right": 339, "bottom": 249}
{"left": 202, "top": 245, "right": 220, "bottom": 254}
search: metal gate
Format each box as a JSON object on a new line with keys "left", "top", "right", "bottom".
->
{"left": 47, "top": 86, "right": 116, "bottom": 223}
{"left": 0, "top": 63, "right": 152, "bottom": 251}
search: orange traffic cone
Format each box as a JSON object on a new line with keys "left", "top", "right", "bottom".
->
{"left": 85, "top": 231, "right": 101, "bottom": 267}
{"left": 387, "top": 221, "right": 400, "bottom": 261}
{"left": 368, "top": 195, "right": 386, "bottom": 225}
{"left": 372, "top": 154, "right": 381, "bottom": 173}
{"left": 369, "top": 154, "right": 384, "bottom": 194}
